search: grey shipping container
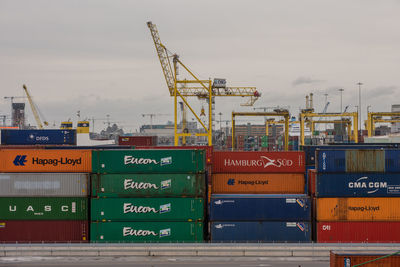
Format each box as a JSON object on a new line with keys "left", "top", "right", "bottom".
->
{"left": 0, "top": 173, "right": 89, "bottom": 197}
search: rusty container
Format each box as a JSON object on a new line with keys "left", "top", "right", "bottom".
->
{"left": 0, "top": 149, "right": 92, "bottom": 172}
{"left": 330, "top": 250, "right": 400, "bottom": 267}
{"left": 317, "top": 197, "right": 400, "bottom": 221}
{"left": 211, "top": 173, "right": 305, "bottom": 194}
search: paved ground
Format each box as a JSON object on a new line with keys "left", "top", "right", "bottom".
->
{"left": 0, "top": 256, "right": 329, "bottom": 267}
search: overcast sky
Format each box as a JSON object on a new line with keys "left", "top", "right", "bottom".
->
{"left": 1, "top": 0, "right": 399, "bottom": 132}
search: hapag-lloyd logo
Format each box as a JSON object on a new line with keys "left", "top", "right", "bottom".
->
{"left": 124, "top": 156, "right": 172, "bottom": 166}
{"left": 224, "top": 156, "right": 293, "bottom": 168}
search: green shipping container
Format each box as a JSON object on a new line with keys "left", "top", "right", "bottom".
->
{"left": 91, "top": 173, "right": 205, "bottom": 197}
{"left": 91, "top": 198, "right": 204, "bottom": 221}
{"left": 90, "top": 221, "right": 204, "bottom": 243}
{"left": 0, "top": 197, "right": 87, "bottom": 220}
{"left": 92, "top": 149, "right": 205, "bottom": 174}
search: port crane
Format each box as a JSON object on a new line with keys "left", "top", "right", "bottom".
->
{"left": 22, "top": 84, "right": 48, "bottom": 129}
{"left": 147, "top": 21, "right": 261, "bottom": 146}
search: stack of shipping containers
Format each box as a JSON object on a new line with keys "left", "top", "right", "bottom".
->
{"left": 0, "top": 148, "right": 90, "bottom": 242}
{"left": 315, "top": 148, "right": 400, "bottom": 242}
{"left": 90, "top": 149, "right": 206, "bottom": 242}
{"left": 209, "top": 151, "right": 311, "bottom": 242}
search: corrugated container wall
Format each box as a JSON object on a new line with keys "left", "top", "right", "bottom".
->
{"left": 0, "top": 220, "right": 88, "bottom": 243}
{"left": 317, "top": 222, "right": 400, "bottom": 243}
{"left": 0, "top": 129, "right": 76, "bottom": 145}
{"left": 92, "top": 149, "right": 205, "bottom": 174}
{"left": 212, "top": 151, "right": 305, "bottom": 173}
{"left": 0, "top": 149, "right": 92, "bottom": 172}
{"left": 0, "top": 197, "right": 88, "bottom": 220}
{"left": 317, "top": 197, "right": 400, "bottom": 221}
{"left": 210, "top": 194, "right": 311, "bottom": 221}
{"left": 301, "top": 144, "right": 400, "bottom": 165}
{"left": 316, "top": 173, "right": 400, "bottom": 197}
{"left": 118, "top": 136, "right": 158, "bottom": 146}
{"left": 308, "top": 169, "right": 316, "bottom": 197}
{"left": 330, "top": 251, "right": 400, "bottom": 267}
{"left": 91, "top": 198, "right": 204, "bottom": 221}
{"left": 91, "top": 173, "right": 205, "bottom": 198}
{"left": 316, "top": 149, "right": 400, "bottom": 173}
{"left": 0, "top": 173, "right": 89, "bottom": 197}
{"left": 210, "top": 221, "right": 311, "bottom": 242}
{"left": 211, "top": 173, "right": 305, "bottom": 194}
{"left": 90, "top": 221, "right": 204, "bottom": 243}
{"left": 136, "top": 146, "right": 213, "bottom": 165}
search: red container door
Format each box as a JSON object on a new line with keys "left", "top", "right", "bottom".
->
{"left": 0, "top": 220, "right": 88, "bottom": 243}
{"left": 212, "top": 151, "right": 305, "bottom": 173}
{"left": 317, "top": 221, "right": 400, "bottom": 243}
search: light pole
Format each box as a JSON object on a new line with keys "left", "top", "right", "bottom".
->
{"left": 357, "top": 82, "right": 363, "bottom": 132}
{"left": 338, "top": 88, "right": 344, "bottom": 113}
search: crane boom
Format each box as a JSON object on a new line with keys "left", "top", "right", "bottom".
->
{"left": 147, "top": 21, "right": 175, "bottom": 95}
{"left": 22, "top": 84, "right": 45, "bottom": 129}
{"left": 147, "top": 21, "right": 260, "bottom": 105}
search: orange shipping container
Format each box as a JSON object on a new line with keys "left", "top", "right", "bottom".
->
{"left": 0, "top": 149, "right": 92, "bottom": 173}
{"left": 211, "top": 173, "right": 305, "bottom": 194}
{"left": 317, "top": 197, "right": 400, "bottom": 221}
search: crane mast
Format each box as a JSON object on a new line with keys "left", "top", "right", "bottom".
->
{"left": 147, "top": 22, "right": 176, "bottom": 95}
{"left": 22, "top": 84, "right": 47, "bottom": 129}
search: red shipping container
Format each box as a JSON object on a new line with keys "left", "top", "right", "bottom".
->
{"left": 0, "top": 220, "right": 88, "bottom": 243}
{"left": 136, "top": 145, "right": 213, "bottom": 165}
{"left": 318, "top": 222, "right": 400, "bottom": 243}
{"left": 212, "top": 151, "right": 305, "bottom": 173}
{"left": 118, "top": 136, "right": 157, "bottom": 146}
{"left": 308, "top": 169, "right": 316, "bottom": 196}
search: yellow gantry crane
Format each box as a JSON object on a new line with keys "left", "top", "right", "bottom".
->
{"left": 147, "top": 21, "right": 261, "bottom": 146}
{"left": 232, "top": 111, "right": 290, "bottom": 151}
{"left": 22, "top": 84, "right": 48, "bottom": 129}
{"left": 299, "top": 111, "right": 358, "bottom": 145}
{"left": 367, "top": 112, "right": 400, "bottom": 137}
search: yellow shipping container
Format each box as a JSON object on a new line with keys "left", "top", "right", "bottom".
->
{"left": 317, "top": 197, "right": 400, "bottom": 221}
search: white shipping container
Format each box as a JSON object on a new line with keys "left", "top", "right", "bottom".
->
{"left": 0, "top": 173, "right": 89, "bottom": 197}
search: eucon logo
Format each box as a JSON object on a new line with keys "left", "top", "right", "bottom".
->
{"left": 13, "top": 155, "right": 27, "bottom": 166}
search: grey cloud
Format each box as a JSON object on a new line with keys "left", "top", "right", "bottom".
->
{"left": 292, "top": 76, "right": 325, "bottom": 86}
{"left": 366, "top": 86, "right": 397, "bottom": 99}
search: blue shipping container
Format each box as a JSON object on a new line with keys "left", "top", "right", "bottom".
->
{"left": 316, "top": 149, "right": 400, "bottom": 173}
{"left": 316, "top": 173, "right": 400, "bottom": 197}
{"left": 209, "top": 194, "right": 311, "bottom": 221}
{"left": 301, "top": 144, "right": 400, "bottom": 165}
{"left": 0, "top": 129, "right": 76, "bottom": 145}
{"left": 210, "top": 221, "right": 311, "bottom": 242}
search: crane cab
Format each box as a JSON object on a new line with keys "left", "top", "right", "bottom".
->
{"left": 60, "top": 121, "right": 73, "bottom": 129}
{"left": 77, "top": 121, "right": 90, "bottom": 134}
